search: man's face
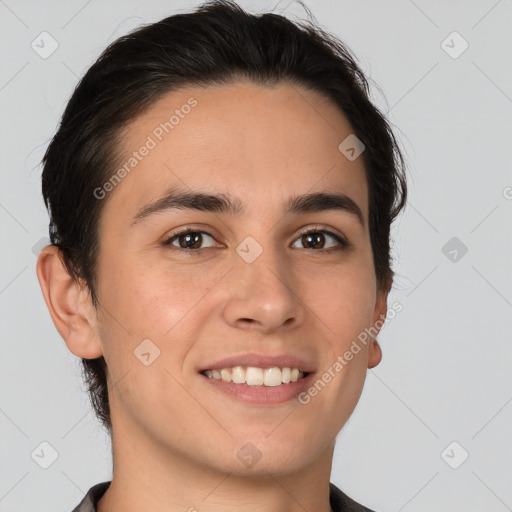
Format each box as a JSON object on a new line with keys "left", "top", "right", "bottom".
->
{"left": 92, "top": 80, "right": 386, "bottom": 475}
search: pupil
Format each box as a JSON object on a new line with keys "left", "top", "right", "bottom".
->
{"left": 304, "top": 232, "right": 324, "bottom": 249}
{"left": 180, "top": 232, "right": 201, "bottom": 249}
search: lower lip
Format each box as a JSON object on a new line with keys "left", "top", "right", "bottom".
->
{"left": 199, "top": 372, "right": 316, "bottom": 405}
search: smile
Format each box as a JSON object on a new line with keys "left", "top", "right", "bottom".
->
{"left": 201, "top": 366, "right": 309, "bottom": 386}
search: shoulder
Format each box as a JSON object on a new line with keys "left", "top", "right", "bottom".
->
{"left": 70, "top": 481, "right": 111, "bottom": 512}
{"left": 329, "top": 482, "right": 377, "bottom": 512}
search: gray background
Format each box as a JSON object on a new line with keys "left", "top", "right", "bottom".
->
{"left": 1, "top": 0, "right": 511, "bottom": 511}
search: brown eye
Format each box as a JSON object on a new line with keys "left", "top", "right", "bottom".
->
{"left": 176, "top": 232, "right": 202, "bottom": 249}
{"left": 301, "top": 232, "right": 326, "bottom": 249}
{"left": 292, "top": 229, "right": 348, "bottom": 251}
{"left": 163, "top": 230, "right": 216, "bottom": 252}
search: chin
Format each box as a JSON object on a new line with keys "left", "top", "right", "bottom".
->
{"left": 215, "top": 432, "right": 323, "bottom": 477}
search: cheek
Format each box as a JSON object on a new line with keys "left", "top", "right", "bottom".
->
{"left": 96, "top": 261, "right": 207, "bottom": 412}
{"left": 309, "top": 262, "right": 377, "bottom": 339}
{"left": 101, "top": 254, "right": 210, "bottom": 337}
{"left": 301, "top": 260, "right": 376, "bottom": 410}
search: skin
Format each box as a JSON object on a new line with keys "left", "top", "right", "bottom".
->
{"left": 37, "top": 80, "right": 388, "bottom": 512}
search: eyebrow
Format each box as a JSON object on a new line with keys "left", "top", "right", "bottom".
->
{"left": 130, "top": 188, "right": 365, "bottom": 227}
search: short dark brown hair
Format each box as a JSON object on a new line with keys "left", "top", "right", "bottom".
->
{"left": 41, "top": 0, "right": 407, "bottom": 435}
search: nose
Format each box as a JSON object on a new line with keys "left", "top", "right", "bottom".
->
{"left": 222, "top": 245, "right": 306, "bottom": 333}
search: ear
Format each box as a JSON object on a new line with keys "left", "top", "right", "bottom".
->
{"left": 36, "top": 245, "right": 104, "bottom": 359}
{"left": 367, "top": 281, "right": 390, "bottom": 369}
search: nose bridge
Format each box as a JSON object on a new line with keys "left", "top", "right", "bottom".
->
{"left": 223, "top": 233, "right": 304, "bottom": 332}
{"left": 238, "top": 236, "right": 288, "bottom": 292}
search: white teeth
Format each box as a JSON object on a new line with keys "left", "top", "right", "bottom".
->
{"left": 263, "top": 367, "right": 282, "bottom": 387}
{"left": 231, "top": 366, "right": 245, "bottom": 384}
{"left": 246, "top": 367, "right": 263, "bottom": 386}
{"left": 202, "top": 366, "right": 306, "bottom": 386}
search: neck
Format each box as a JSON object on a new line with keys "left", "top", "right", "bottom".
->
{"left": 97, "top": 415, "right": 335, "bottom": 512}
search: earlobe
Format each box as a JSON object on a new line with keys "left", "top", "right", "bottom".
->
{"left": 36, "top": 245, "right": 104, "bottom": 359}
{"left": 368, "top": 338, "right": 382, "bottom": 368}
{"left": 368, "top": 285, "right": 388, "bottom": 369}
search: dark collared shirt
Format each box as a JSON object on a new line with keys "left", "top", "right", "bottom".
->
{"left": 71, "top": 481, "right": 376, "bottom": 511}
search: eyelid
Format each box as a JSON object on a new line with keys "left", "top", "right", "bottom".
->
{"left": 295, "top": 223, "right": 348, "bottom": 244}
{"left": 162, "top": 225, "right": 222, "bottom": 243}
{"left": 162, "top": 226, "right": 221, "bottom": 251}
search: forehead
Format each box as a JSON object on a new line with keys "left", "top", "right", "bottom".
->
{"left": 101, "top": 80, "right": 368, "bottom": 226}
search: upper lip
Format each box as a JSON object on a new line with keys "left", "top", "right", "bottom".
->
{"left": 198, "top": 353, "right": 316, "bottom": 373}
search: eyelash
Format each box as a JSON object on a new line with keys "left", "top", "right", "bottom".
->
{"left": 161, "top": 225, "right": 350, "bottom": 256}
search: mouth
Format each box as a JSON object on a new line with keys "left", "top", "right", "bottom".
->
{"left": 199, "top": 366, "right": 315, "bottom": 405}
{"left": 200, "top": 366, "right": 311, "bottom": 387}
{"left": 197, "top": 353, "right": 316, "bottom": 404}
